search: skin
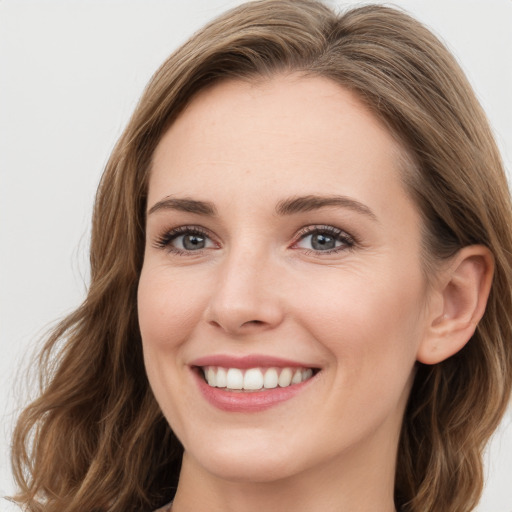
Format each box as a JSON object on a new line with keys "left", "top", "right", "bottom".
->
{"left": 138, "top": 75, "right": 449, "bottom": 512}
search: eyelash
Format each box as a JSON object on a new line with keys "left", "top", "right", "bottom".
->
{"left": 153, "top": 225, "right": 215, "bottom": 255}
{"left": 152, "top": 224, "right": 356, "bottom": 256}
{"left": 293, "top": 225, "right": 356, "bottom": 255}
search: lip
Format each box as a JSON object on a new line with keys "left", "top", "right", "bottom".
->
{"left": 189, "top": 354, "right": 319, "bottom": 413}
{"left": 192, "top": 369, "right": 316, "bottom": 412}
{"left": 190, "top": 354, "right": 315, "bottom": 369}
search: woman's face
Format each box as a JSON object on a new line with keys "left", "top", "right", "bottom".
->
{"left": 138, "top": 75, "right": 434, "bottom": 483}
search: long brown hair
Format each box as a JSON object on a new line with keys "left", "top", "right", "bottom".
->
{"left": 11, "top": 1, "right": 512, "bottom": 511}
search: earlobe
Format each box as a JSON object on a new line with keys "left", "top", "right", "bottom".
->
{"left": 417, "top": 245, "right": 494, "bottom": 365}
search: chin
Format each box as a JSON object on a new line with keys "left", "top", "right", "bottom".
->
{"left": 183, "top": 435, "right": 307, "bottom": 484}
{"left": 202, "top": 458, "right": 299, "bottom": 484}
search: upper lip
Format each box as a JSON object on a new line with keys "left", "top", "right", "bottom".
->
{"left": 190, "top": 354, "right": 319, "bottom": 370}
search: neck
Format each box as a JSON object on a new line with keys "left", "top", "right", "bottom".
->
{"left": 171, "top": 438, "right": 398, "bottom": 512}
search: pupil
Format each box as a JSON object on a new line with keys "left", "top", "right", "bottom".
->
{"left": 183, "top": 234, "right": 205, "bottom": 250}
{"left": 311, "top": 233, "right": 335, "bottom": 250}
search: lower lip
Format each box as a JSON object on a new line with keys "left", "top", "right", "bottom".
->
{"left": 193, "top": 369, "right": 315, "bottom": 412}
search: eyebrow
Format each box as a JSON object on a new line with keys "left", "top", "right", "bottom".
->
{"left": 147, "top": 194, "right": 377, "bottom": 221}
{"left": 148, "top": 197, "right": 218, "bottom": 216}
{"left": 275, "top": 194, "right": 377, "bottom": 220}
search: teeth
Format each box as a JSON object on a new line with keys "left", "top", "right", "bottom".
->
{"left": 202, "top": 366, "right": 315, "bottom": 391}
{"left": 244, "top": 368, "right": 264, "bottom": 390}
{"left": 216, "top": 367, "right": 227, "bottom": 388}
{"left": 226, "top": 368, "right": 243, "bottom": 390}
{"left": 278, "top": 367, "right": 292, "bottom": 387}
{"left": 206, "top": 367, "right": 216, "bottom": 387}
{"left": 263, "top": 367, "right": 278, "bottom": 389}
{"left": 291, "top": 369, "right": 302, "bottom": 384}
{"left": 302, "top": 368, "right": 313, "bottom": 381}
{"left": 302, "top": 368, "right": 313, "bottom": 380}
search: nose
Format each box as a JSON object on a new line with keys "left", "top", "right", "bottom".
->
{"left": 205, "top": 246, "right": 285, "bottom": 336}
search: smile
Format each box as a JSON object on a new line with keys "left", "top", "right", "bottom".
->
{"left": 191, "top": 355, "right": 320, "bottom": 412}
{"left": 201, "top": 366, "right": 315, "bottom": 391}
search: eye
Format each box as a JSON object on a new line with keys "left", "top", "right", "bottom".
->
{"left": 153, "top": 226, "right": 217, "bottom": 254}
{"left": 294, "top": 226, "right": 355, "bottom": 253}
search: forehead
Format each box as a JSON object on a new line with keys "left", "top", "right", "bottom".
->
{"left": 149, "top": 74, "right": 413, "bottom": 218}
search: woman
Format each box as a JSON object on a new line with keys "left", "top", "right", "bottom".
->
{"left": 10, "top": 1, "right": 512, "bottom": 511}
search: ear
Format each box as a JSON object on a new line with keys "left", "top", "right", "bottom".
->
{"left": 417, "top": 245, "right": 494, "bottom": 365}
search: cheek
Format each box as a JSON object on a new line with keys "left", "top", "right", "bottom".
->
{"left": 137, "top": 265, "right": 211, "bottom": 432}
{"left": 300, "top": 272, "right": 425, "bottom": 445}
{"left": 137, "top": 265, "right": 209, "bottom": 350}
{"left": 293, "top": 265, "right": 426, "bottom": 384}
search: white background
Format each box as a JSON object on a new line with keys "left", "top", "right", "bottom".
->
{"left": 1, "top": 1, "right": 511, "bottom": 510}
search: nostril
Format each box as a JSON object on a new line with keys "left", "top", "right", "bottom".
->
{"left": 242, "top": 320, "right": 264, "bottom": 326}
{"left": 208, "top": 319, "right": 264, "bottom": 330}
